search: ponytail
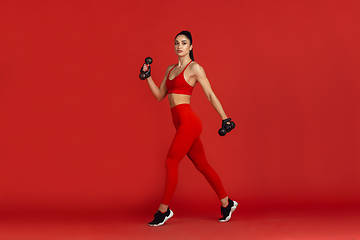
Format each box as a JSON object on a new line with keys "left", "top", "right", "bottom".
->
{"left": 189, "top": 49, "right": 194, "bottom": 61}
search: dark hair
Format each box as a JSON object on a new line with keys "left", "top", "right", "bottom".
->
{"left": 175, "top": 30, "right": 194, "bottom": 61}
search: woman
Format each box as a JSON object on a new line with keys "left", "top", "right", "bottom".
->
{"left": 143, "top": 31, "right": 237, "bottom": 227}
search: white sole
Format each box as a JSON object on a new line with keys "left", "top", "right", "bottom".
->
{"left": 219, "top": 200, "right": 238, "bottom": 223}
{"left": 148, "top": 210, "right": 174, "bottom": 227}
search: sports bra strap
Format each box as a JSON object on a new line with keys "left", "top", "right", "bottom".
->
{"left": 184, "top": 61, "right": 192, "bottom": 70}
{"left": 167, "top": 65, "right": 177, "bottom": 79}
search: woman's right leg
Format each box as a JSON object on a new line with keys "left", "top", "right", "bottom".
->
{"left": 149, "top": 119, "right": 199, "bottom": 226}
{"left": 161, "top": 122, "right": 201, "bottom": 206}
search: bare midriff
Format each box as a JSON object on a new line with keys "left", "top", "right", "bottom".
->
{"left": 168, "top": 93, "right": 191, "bottom": 108}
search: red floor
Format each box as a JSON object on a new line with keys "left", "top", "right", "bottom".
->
{"left": 1, "top": 207, "right": 359, "bottom": 240}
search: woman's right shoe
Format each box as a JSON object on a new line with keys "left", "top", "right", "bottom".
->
{"left": 148, "top": 208, "right": 174, "bottom": 227}
{"left": 219, "top": 198, "right": 238, "bottom": 222}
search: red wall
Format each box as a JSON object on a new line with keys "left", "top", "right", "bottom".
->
{"left": 0, "top": 0, "right": 359, "bottom": 214}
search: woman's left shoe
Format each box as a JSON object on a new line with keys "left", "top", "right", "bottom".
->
{"left": 219, "top": 198, "right": 238, "bottom": 222}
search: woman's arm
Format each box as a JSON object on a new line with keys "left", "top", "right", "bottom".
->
{"left": 144, "top": 65, "right": 172, "bottom": 101}
{"left": 193, "top": 64, "right": 228, "bottom": 120}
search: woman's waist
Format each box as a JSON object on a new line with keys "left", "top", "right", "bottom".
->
{"left": 168, "top": 93, "right": 191, "bottom": 109}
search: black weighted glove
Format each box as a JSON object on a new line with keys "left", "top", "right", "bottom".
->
{"left": 139, "top": 57, "right": 153, "bottom": 80}
{"left": 218, "top": 118, "right": 235, "bottom": 136}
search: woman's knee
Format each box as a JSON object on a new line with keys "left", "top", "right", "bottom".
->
{"left": 194, "top": 162, "right": 211, "bottom": 174}
{"left": 165, "top": 157, "right": 179, "bottom": 171}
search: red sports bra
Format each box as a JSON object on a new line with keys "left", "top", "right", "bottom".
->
{"left": 166, "top": 61, "right": 194, "bottom": 95}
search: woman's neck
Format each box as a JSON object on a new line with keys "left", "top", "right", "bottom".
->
{"left": 177, "top": 56, "right": 191, "bottom": 68}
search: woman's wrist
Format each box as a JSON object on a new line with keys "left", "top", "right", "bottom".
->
{"left": 221, "top": 115, "right": 228, "bottom": 120}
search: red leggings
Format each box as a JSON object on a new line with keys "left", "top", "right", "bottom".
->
{"left": 162, "top": 104, "right": 227, "bottom": 205}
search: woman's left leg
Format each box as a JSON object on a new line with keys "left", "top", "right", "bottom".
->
{"left": 187, "top": 138, "right": 238, "bottom": 222}
{"left": 187, "top": 137, "right": 228, "bottom": 200}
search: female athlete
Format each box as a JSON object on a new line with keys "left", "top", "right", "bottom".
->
{"left": 142, "top": 31, "right": 237, "bottom": 226}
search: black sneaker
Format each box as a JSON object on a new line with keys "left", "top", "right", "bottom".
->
{"left": 148, "top": 208, "right": 174, "bottom": 227}
{"left": 219, "top": 198, "right": 238, "bottom": 222}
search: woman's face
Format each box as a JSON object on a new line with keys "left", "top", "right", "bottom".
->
{"left": 174, "top": 35, "right": 193, "bottom": 58}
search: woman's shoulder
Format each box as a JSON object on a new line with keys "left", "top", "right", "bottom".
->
{"left": 164, "top": 64, "right": 176, "bottom": 74}
{"left": 166, "top": 64, "right": 176, "bottom": 71}
{"left": 188, "top": 61, "right": 205, "bottom": 73}
{"left": 189, "top": 61, "right": 199, "bottom": 67}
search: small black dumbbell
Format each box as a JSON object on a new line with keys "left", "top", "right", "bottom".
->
{"left": 139, "top": 57, "right": 153, "bottom": 80}
{"left": 218, "top": 118, "right": 235, "bottom": 136}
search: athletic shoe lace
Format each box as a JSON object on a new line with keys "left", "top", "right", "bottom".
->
{"left": 153, "top": 211, "right": 163, "bottom": 219}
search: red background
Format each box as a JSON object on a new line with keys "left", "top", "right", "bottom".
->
{"left": 0, "top": 0, "right": 359, "bottom": 216}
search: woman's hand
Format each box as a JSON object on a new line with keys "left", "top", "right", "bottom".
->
{"left": 218, "top": 118, "right": 235, "bottom": 136}
{"left": 142, "top": 64, "right": 149, "bottom": 72}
